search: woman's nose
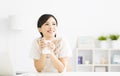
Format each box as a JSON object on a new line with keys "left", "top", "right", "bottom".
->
{"left": 49, "top": 24, "right": 54, "bottom": 28}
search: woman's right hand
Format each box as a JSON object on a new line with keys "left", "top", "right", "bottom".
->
{"left": 38, "top": 38, "right": 47, "bottom": 52}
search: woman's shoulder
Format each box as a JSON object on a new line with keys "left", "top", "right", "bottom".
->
{"left": 33, "top": 37, "right": 42, "bottom": 40}
{"left": 32, "top": 37, "right": 42, "bottom": 43}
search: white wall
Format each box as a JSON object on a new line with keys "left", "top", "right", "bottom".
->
{"left": 0, "top": 0, "right": 120, "bottom": 72}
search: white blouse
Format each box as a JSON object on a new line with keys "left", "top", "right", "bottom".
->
{"left": 29, "top": 37, "right": 72, "bottom": 73}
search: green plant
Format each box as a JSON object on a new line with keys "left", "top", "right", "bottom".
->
{"left": 109, "top": 34, "right": 120, "bottom": 40}
{"left": 98, "top": 36, "right": 107, "bottom": 41}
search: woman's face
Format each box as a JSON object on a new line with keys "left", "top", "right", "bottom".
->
{"left": 39, "top": 17, "right": 57, "bottom": 38}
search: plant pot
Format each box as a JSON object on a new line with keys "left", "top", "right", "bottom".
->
{"left": 110, "top": 40, "right": 120, "bottom": 49}
{"left": 99, "top": 41, "right": 109, "bottom": 48}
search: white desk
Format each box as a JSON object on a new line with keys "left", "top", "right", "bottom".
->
{"left": 17, "top": 72, "right": 119, "bottom": 76}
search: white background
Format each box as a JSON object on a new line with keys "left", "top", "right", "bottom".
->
{"left": 0, "top": 0, "right": 120, "bottom": 73}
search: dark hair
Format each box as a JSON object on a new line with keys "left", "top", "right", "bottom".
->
{"left": 37, "top": 14, "right": 58, "bottom": 37}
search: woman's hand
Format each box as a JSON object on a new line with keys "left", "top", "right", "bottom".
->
{"left": 38, "top": 38, "right": 56, "bottom": 54}
{"left": 47, "top": 41, "right": 56, "bottom": 54}
{"left": 38, "top": 38, "right": 47, "bottom": 52}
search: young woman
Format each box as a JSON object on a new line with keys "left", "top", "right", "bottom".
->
{"left": 30, "top": 14, "right": 72, "bottom": 73}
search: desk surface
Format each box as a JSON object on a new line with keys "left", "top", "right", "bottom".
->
{"left": 17, "top": 72, "right": 119, "bottom": 76}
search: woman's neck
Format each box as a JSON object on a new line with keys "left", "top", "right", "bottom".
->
{"left": 43, "top": 36, "right": 56, "bottom": 41}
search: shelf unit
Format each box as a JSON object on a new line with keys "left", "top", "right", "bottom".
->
{"left": 75, "top": 48, "right": 120, "bottom": 72}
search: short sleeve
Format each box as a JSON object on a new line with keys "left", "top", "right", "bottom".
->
{"left": 29, "top": 38, "right": 41, "bottom": 60}
{"left": 58, "top": 39, "right": 72, "bottom": 58}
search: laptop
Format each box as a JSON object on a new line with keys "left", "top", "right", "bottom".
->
{"left": 0, "top": 51, "right": 16, "bottom": 76}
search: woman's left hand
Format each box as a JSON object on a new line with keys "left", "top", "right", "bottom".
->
{"left": 47, "top": 42, "right": 55, "bottom": 54}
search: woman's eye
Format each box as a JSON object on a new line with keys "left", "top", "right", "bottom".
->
{"left": 52, "top": 23, "right": 56, "bottom": 25}
{"left": 45, "top": 24, "right": 49, "bottom": 25}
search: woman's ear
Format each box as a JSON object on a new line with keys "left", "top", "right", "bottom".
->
{"left": 38, "top": 28, "right": 42, "bottom": 32}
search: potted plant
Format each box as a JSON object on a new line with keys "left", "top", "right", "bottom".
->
{"left": 98, "top": 36, "right": 107, "bottom": 41}
{"left": 109, "top": 34, "right": 119, "bottom": 40}
{"left": 97, "top": 35, "right": 109, "bottom": 48}
{"left": 109, "top": 34, "right": 120, "bottom": 48}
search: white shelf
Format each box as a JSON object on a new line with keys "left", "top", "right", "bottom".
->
{"left": 75, "top": 48, "right": 120, "bottom": 72}
{"left": 110, "top": 64, "right": 120, "bottom": 66}
{"left": 94, "top": 64, "right": 109, "bottom": 66}
{"left": 77, "top": 64, "right": 93, "bottom": 66}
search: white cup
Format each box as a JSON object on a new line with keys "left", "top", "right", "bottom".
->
{"left": 42, "top": 40, "right": 51, "bottom": 54}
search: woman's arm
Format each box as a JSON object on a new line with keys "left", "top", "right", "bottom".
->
{"left": 50, "top": 53, "right": 68, "bottom": 73}
{"left": 34, "top": 54, "right": 47, "bottom": 72}
{"left": 34, "top": 38, "right": 48, "bottom": 72}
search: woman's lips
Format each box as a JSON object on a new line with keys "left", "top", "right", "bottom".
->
{"left": 47, "top": 30, "right": 55, "bottom": 33}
